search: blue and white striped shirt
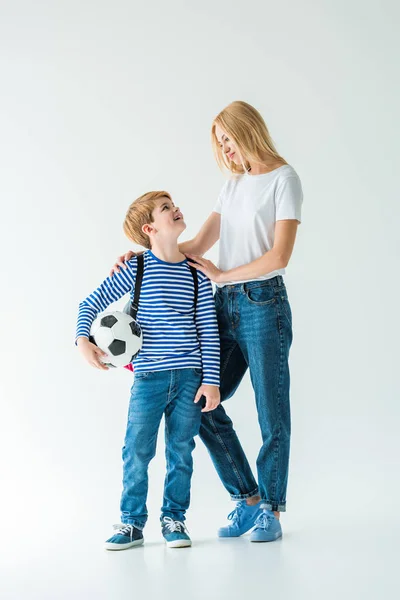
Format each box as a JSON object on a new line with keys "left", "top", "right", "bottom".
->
{"left": 76, "top": 250, "right": 220, "bottom": 386}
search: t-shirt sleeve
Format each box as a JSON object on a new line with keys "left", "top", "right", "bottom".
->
{"left": 275, "top": 175, "right": 303, "bottom": 223}
{"left": 213, "top": 181, "right": 227, "bottom": 214}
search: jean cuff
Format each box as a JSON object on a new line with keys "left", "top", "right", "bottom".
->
{"left": 229, "top": 487, "right": 259, "bottom": 501}
{"left": 160, "top": 512, "right": 186, "bottom": 522}
{"left": 121, "top": 519, "right": 146, "bottom": 529}
{"left": 260, "top": 501, "right": 286, "bottom": 512}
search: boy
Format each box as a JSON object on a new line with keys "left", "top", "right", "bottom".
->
{"left": 76, "top": 191, "right": 220, "bottom": 549}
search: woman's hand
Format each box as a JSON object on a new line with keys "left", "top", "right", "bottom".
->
{"left": 77, "top": 338, "right": 109, "bottom": 370}
{"left": 109, "top": 251, "right": 143, "bottom": 277}
{"left": 185, "top": 254, "right": 224, "bottom": 283}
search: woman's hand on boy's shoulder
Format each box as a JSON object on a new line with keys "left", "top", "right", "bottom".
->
{"left": 185, "top": 254, "right": 224, "bottom": 283}
{"left": 194, "top": 384, "right": 220, "bottom": 412}
{"left": 109, "top": 250, "right": 144, "bottom": 277}
{"left": 77, "top": 337, "right": 109, "bottom": 370}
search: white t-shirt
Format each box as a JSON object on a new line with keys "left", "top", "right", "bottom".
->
{"left": 213, "top": 164, "right": 303, "bottom": 287}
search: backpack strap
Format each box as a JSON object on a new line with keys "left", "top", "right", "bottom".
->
{"left": 189, "top": 265, "right": 198, "bottom": 314}
{"left": 130, "top": 253, "right": 144, "bottom": 321}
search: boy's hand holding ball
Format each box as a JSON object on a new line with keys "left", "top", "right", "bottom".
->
{"left": 77, "top": 337, "right": 109, "bottom": 371}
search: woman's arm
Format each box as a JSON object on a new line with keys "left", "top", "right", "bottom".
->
{"left": 186, "top": 220, "right": 299, "bottom": 283}
{"left": 109, "top": 212, "right": 221, "bottom": 276}
{"left": 179, "top": 211, "right": 220, "bottom": 256}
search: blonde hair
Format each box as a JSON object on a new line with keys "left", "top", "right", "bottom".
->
{"left": 211, "top": 100, "right": 287, "bottom": 175}
{"left": 123, "top": 191, "right": 172, "bottom": 249}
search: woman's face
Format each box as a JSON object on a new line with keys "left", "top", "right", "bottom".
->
{"left": 215, "top": 124, "right": 242, "bottom": 166}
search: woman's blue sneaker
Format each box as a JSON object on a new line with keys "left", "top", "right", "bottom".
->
{"left": 161, "top": 516, "right": 192, "bottom": 548}
{"left": 250, "top": 505, "right": 282, "bottom": 542}
{"left": 218, "top": 500, "right": 262, "bottom": 538}
{"left": 104, "top": 523, "right": 144, "bottom": 550}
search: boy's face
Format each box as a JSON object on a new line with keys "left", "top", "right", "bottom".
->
{"left": 143, "top": 196, "right": 186, "bottom": 242}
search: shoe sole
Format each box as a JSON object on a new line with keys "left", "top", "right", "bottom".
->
{"left": 166, "top": 540, "right": 192, "bottom": 548}
{"left": 218, "top": 530, "right": 250, "bottom": 538}
{"left": 250, "top": 532, "right": 283, "bottom": 543}
{"left": 218, "top": 522, "right": 259, "bottom": 538}
{"left": 104, "top": 538, "right": 144, "bottom": 550}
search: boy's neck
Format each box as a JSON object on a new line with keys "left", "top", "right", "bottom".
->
{"left": 150, "top": 241, "right": 186, "bottom": 264}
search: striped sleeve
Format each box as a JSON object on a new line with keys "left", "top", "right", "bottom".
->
{"left": 75, "top": 259, "right": 137, "bottom": 343}
{"left": 194, "top": 276, "right": 220, "bottom": 386}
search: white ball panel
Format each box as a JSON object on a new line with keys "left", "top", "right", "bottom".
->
{"left": 90, "top": 316, "right": 102, "bottom": 337}
{"left": 94, "top": 327, "right": 114, "bottom": 351}
{"left": 111, "top": 318, "right": 134, "bottom": 341}
{"left": 125, "top": 336, "right": 142, "bottom": 359}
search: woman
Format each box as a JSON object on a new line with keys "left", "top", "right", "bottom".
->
{"left": 112, "top": 101, "right": 303, "bottom": 542}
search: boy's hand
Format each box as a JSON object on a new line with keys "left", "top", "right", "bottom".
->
{"left": 109, "top": 250, "right": 144, "bottom": 277}
{"left": 194, "top": 384, "right": 220, "bottom": 412}
{"left": 77, "top": 337, "right": 109, "bottom": 370}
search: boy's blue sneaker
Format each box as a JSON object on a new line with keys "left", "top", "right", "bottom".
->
{"left": 250, "top": 505, "right": 282, "bottom": 542}
{"left": 218, "top": 500, "right": 262, "bottom": 538}
{"left": 104, "top": 523, "right": 144, "bottom": 550}
{"left": 161, "top": 516, "right": 192, "bottom": 548}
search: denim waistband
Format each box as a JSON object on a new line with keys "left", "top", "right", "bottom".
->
{"left": 217, "top": 275, "right": 284, "bottom": 293}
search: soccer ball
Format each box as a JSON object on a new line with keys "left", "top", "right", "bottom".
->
{"left": 89, "top": 311, "right": 142, "bottom": 368}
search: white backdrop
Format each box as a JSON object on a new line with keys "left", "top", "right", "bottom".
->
{"left": 0, "top": 1, "right": 399, "bottom": 598}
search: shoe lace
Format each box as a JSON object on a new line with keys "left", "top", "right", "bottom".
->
{"left": 112, "top": 523, "right": 137, "bottom": 539}
{"left": 254, "top": 510, "right": 273, "bottom": 530}
{"left": 163, "top": 517, "right": 189, "bottom": 534}
{"left": 227, "top": 501, "right": 245, "bottom": 525}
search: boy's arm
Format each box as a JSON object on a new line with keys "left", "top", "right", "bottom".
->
{"left": 75, "top": 259, "right": 137, "bottom": 343}
{"left": 194, "top": 276, "right": 220, "bottom": 387}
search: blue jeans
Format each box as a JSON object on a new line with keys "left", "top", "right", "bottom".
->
{"left": 199, "top": 276, "right": 293, "bottom": 512}
{"left": 120, "top": 368, "right": 203, "bottom": 528}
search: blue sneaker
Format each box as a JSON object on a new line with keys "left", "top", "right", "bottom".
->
{"left": 218, "top": 500, "right": 262, "bottom": 538}
{"left": 250, "top": 505, "right": 282, "bottom": 542}
{"left": 104, "top": 523, "right": 144, "bottom": 550}
{"left": 161, "top": 516, "right": 192, "bottom": 548}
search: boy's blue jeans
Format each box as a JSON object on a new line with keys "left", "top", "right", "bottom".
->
{"left": 199, "top": 276, "right": 293, "bottom": 512}
{"left": 120, "top": 368, "right": 203, "bottom": 528}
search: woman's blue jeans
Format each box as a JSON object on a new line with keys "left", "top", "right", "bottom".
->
{"left": 120, "top": 368, "right": 203, "bottom": 528}
{"left": 199, "top": 275, "right": 293, "bottom": 512}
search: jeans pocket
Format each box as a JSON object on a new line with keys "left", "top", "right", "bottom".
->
{"left": 245, "top": 285, "right": 276, "bottom": 306}
{"left": 279, "top": 292, "right": 292, "bottom": 326}
{"left": 134, "top": 371, "right": 152, "bottom": 379}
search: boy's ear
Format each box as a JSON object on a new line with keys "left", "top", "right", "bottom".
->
{"left": 142, "top": 223, "right": 154, "bottom": 236}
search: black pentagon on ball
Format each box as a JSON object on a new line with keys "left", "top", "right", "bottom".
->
{"left": 108, "top": 339, "right": 126, "bottom": 356}
{"left": 101, "top": 315, "right": 118, "bottom": 328}
{"left": 129, "top": 321, "right": 141, "bottom": 336}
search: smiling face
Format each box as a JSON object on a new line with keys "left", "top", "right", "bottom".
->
{"left": 143, "top": 196, "right": 186, "bottom": 242}
{"left": 214, "top": 124, "right": 243, "bottom": 166}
